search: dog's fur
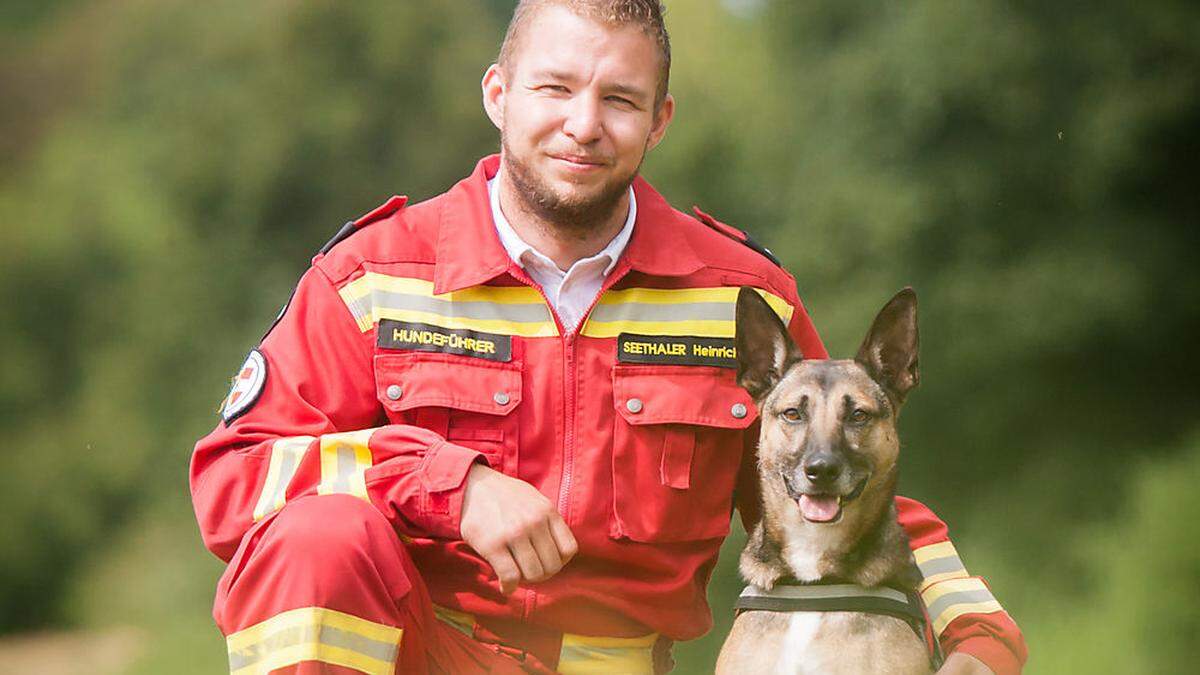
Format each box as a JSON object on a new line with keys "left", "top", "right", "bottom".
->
{"left": 716, "top": 288, "right": 932, "bottom": 675}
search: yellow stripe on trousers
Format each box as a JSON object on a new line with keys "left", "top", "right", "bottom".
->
{"left": 226, "top": 606, "right": 402, "bottom": 675}
{"left": 432, "top": 605, "right": 657, "bottom": 674}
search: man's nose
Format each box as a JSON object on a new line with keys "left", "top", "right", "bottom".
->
{"left": 562, "top": 95, "right": 603, "bottom": 145}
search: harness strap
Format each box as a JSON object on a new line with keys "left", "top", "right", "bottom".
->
{"left": 734, "top": 582, "right": 941, "bottom": 667}
{"left": 735, "top": 583, "right": 923, "bottom": 623}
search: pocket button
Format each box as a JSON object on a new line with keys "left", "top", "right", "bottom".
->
{"left": 731, "top": 402, "right": 748, "bottom": 419}
{"left": 626, "top": 398, "right": 644, "bottom": 414}
{"left": 386, "top": 384, "right": 403, "bottom": 401}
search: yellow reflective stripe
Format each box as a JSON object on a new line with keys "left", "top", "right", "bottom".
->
{"left": 317, "top": 429, "right": 375, "bottom": 500}
{"left": 558, "top": 631, "right": 657, "bottom": 674}
{"left": 920, "top": 577, "right": 1004, "bottom": 636}
{"left": 431, "top": 605, "right": 655, "bottom": 674}
{"left": 583, "top": 318, "right": 743, "bottom": 339}
{"left": 595, "top": 285, "right": 791, "bottom": 313}
{"left": 913, "top": 541, "right": 970, "bottom": 590}
{"left": 338, "top": 272, "right": 558, "bottom": 336}
{"left": 913, "top": 541, "right": 957, "bottom": 565}
{"left": 226, "top": 607, "right": 401, "bottom": 675}
{"left": 372, "top": 307, "right": 559, "bottom": 337}
{"left": 580, "top": 286, "right": 794, "bottom": 339}
{"left": 561, "top": 633, "right": 659, "bottom": 649}
{"left": 252, "top": 436, "right": 314, "bottom": 522}
{"left": 341, "top": 273, "right": 544, "bottom": 305}
{"left": 930, "top": 600, "right": 1005, "bottom": 636}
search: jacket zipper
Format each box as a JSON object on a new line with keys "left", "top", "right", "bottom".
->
{"left": 508, "top": 267, "right": 563, "bottom": 623}
{"left": 559, "top": 263, "right": 631, "bottom": 530}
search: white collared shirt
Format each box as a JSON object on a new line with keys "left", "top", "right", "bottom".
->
{"left": 488, "top": 177, "right": 636, "bottom": 334}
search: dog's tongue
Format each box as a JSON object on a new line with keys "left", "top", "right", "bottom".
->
{"left": 798, "top": 494, "right": 840, "bottom": 522}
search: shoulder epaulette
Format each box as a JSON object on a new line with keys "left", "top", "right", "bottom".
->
{"left": 318, "top": 195, "right": 408, "bottom": 255}
{"left": 692, "top": 206, "right": 782, "bottom": 267}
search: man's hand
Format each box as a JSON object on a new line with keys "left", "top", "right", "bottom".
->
{"left": 937, "top": 652, "right": 996, "bottom": 675}
{"left": 459, "top": 463, "right": 578, "bottom": 594}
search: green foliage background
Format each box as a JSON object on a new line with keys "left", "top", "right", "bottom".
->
{"left": 2, "top": 0, "right": 1196, "bottom": 672}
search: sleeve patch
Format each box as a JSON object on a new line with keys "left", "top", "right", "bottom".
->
{"left": 221, "top": 349, "right": 268, "bottom": 423}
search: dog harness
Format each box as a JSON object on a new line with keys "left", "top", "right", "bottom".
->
{"left": 735, "top": 581, "right": 943, "bottom": 666}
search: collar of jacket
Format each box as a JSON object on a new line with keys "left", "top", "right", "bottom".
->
{"left": 433, "top": 154, "right": 705, "bottom": 294}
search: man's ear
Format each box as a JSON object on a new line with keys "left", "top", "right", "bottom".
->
{"left": 735, "top": 287, "right": 803, "bottom": 399}
{"left": 645, "top": 93, "right": 675, "bottom": 152}
{"left": 855, "top": 288, "right": 919, "bottom": 403}
{"left": 481, "top": 63, "right": 506, "bottom": 131}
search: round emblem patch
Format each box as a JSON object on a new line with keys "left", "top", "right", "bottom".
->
{"left": 221, "top": 349, "right": 268, "bottom": 423}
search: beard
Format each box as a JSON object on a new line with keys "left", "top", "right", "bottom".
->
{"left": 501, "top": 135, "right": 640, "bottom": 239}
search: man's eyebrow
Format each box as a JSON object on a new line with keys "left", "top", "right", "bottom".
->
{"left": 605, "top": 82, "right": 650, "bottom": 100}
{"left": 528, "top": 69, "right": 578, "bottom": 83}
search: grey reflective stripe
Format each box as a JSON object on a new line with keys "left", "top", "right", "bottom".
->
{"left": 590, "top": 300, "right": 735, "bottom": 323}
{"left": 740, "top": 584, "right": 910, "bottom": 604}
{"left": 925, "top": 588, "right": 997, "bottom": 621}
{"left": 268, "top": 451, "right": 300, "bottom": 511}
{"left": 349, "top": 290, "right": 551, "bottom": 324}
{"left": 227, "top": 623, "right": 399, "bottom": 671}
{"left": 918, "top": 555, "right": 966, "bottom": 578}
{"left": 331, "top": 444, "right": 356, "bottom": 494}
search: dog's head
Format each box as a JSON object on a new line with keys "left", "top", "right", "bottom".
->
{"left": 735, "top": 287, "right": 919, "bottom": 529}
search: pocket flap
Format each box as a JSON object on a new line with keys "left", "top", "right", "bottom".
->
{"left": 612, "top": 364, "right": 757, "bottom": 429}
{"left": 375, "top": 352, "right": 521, "bottom": 416}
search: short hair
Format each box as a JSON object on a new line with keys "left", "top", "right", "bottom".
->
{"left": 498, "top": 0, "right": 671, "bottom": 108}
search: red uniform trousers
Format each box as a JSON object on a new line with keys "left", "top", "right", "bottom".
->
{"left": 216, "top": 493, "right": 536, "bottom": 675}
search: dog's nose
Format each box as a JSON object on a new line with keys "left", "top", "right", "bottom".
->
{"left": 803, "top": 457, "right": 841, "bottom": 485}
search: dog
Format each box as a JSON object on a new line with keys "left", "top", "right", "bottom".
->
{"left": 716, "top": 287, "right": 934, "bottom": 675}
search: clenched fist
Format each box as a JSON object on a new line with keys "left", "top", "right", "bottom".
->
{"left": 459, "top": 463, "right": 579, "bottom": 594}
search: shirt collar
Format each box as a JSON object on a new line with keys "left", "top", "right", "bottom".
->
{"left": 433, "top": 155, "right": 703, "bottom": 294}
{"left": 487, "top": 176, "right": 636, "bottom": 277}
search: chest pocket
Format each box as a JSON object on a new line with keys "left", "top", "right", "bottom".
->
{"left": 610, "top": 364, "right": 758, "bottom": 543}
{"left": 374, "top": 352, "right": 522, "bottom": 476}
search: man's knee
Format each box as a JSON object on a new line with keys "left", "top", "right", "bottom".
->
{"left": 231, "top": 494, "right": 416, "bottom": 605}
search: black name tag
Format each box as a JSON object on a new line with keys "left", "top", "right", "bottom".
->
{"left": 378, "top": 320, "right": 512, "bottom": 362}
{"left": 617, "top": 333, "right": 738, "bottom": 368}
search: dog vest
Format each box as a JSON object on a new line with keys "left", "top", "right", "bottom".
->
{"left": 734, "top": 581, "right": 943, "bottom": 666}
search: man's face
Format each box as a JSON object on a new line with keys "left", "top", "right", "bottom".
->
{"left": 483, "top": 5, "right": 674, "bottom": 227}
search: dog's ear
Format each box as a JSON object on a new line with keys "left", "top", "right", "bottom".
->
{"left": 855, "top": 287, "right": 919, "bottom": 403}
{"left": 735, "top": 287, "right": 803, "bottom": 399}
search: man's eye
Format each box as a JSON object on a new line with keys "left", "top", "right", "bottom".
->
{"left": 781, "top": 408, "right": 805, "bottom": 422}
{"left": 848, "top": 409, "right": 871, "bottom": 425}
{"left": 540, "top": 84, "right": 569, "bottom": 93}
{"left": 606, "top": 96, "right": 635, "bottom": 107}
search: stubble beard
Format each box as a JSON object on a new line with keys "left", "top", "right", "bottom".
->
{"left": 501, "top": 135, "right": 640, "bottom": 240}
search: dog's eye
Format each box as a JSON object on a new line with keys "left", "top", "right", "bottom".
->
{"left": 781, "top": 407, "right": 805, "bottom": 422}
{"left": 848, "top": 409, "right": 871, "bottom": 425}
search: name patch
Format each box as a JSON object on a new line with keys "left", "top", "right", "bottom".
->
{"left": 617, "top": 333, "right": 738, "bottom": 368}
{"left": 378, "top": 320, "right": 512, "bottom": 362}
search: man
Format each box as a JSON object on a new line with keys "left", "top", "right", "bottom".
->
{"left": 190, "top": 1, "right": 1027, "bottom": 673}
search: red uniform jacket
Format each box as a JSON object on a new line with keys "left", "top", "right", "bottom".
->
{"left": 191, "top": 156, "right": 1026, "bottom": 672}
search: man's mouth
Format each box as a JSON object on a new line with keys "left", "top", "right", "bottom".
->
{"left": 795, "top": 477, "right": 868, "bottom": 524}
{"left": 549, "top": 153, "right": 607, "bottom": 170}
